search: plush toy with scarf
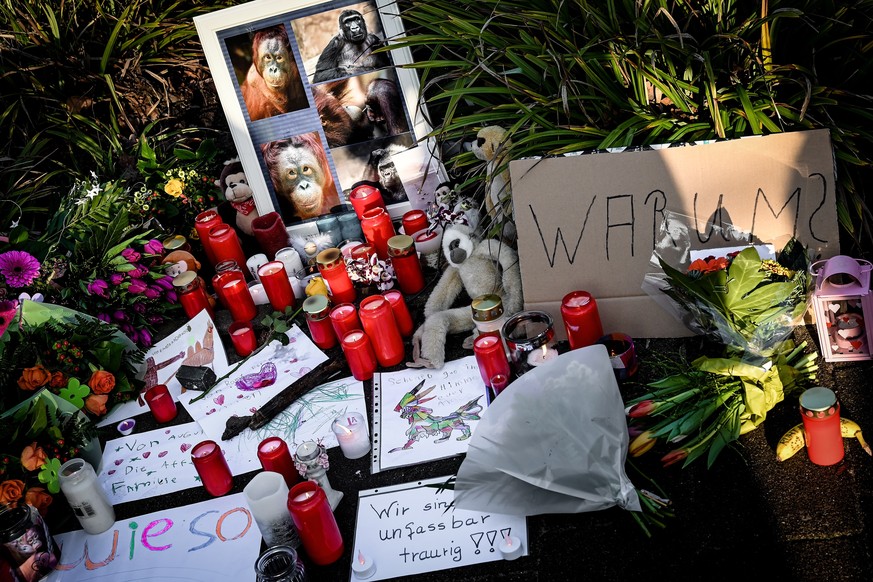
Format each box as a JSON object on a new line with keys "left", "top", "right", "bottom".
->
{"left": 219, "top": 158, "right": 259, "bottom": 236}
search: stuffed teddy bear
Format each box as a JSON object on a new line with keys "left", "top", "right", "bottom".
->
{"left": 409, "top": 223, "right": 523, "bottom": 369}
{"left": 472, "top": 126, "right": 516, "bottom": 242}
{"left": 218, "top": 158, "right": 259, "bottom": 236}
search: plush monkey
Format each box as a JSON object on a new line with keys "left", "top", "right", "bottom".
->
{"left": 409, "top": 223, "right": 523, "bottom": 369}
{"left": 218, "top": 159, "right": 259, "bottom": 236}
{"left": 471, "top": 126, "right": 516, "bottom": 242}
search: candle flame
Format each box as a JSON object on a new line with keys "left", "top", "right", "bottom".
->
{"left": 540, "top": 344, "right": 549, "bottom": 357}
{"left": 357, "top": 550, "right": 366, "bottom": 564}
{"left": 340, "top": 424, "right": 352, "bottom": 435}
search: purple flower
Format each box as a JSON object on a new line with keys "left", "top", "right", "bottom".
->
{"left": 108, "top": 273, "right": 125, "bottom": 286}
{"left": 144, "top": 239, "right": 164, "bottom": 255}
{"left": 128, "top": 264, "right": 148, "bottom": 279}
{"left": 154, "top": 276, "right": 174, "bottom": 290}
{"left": 97, "top": 312, "right": 111, "bottom": 323}
{"left": 120, "top": 323, "right": 134, "bottom": 335}
{"left": 147, "top": 314, "right": 164, "bottom": 325}
{"left": 165, "top": 290, "right": 178, "bottom": 304}
{"left": 0, "top": 251, "right": 41, "bottom": 288}
{"left": 138, "top": 329, "right": 153, "bottom": 347}
{"left": 132, "top": 302, "right": 147, "bottom": 314}
{"left": 121, "top": 248, "right": 141, "bottom": 263}
{"left": 112, "top": 310, "right": 129, "bottom": 322}
{"left": 87, "top": 279, "right": 109, "bottom": 298}
{"left": 127, "top": 279, "right": 147, "bottom": 294}
{"left": 0, "top": 299, "right": 19, "bottom": 337}
{"left": 143, "top": 285, "right": 162, "bottom": 300}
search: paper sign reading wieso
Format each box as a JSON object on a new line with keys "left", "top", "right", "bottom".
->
{"left": 509, "top": 129, "right": 840, "bottom": 338}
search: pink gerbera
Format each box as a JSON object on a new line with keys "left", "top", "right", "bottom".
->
{"left": 0, "top": 251, "right": 41, "bottom": 287}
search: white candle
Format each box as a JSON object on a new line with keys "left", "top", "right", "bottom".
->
{"left": 243, "top": 471, "right": 300, "bottom": 548}
{"left": 246, "top": 253, "right": 268, "bottom": 281}
{"left": 527, "top": 344, "right": 558, "bottom": 367}
{"left": 351, "top": 550, "right": 376, "bottom": 579}
{"left": 247, "top": 282, "right": 270, "bottom": 305}
{"left": 276, "top": 247, "right": 304, "bottom": 278}
{"left": 58, "top": 458, "right": 116, "bottom": 535}
{"left": 116, "top": 418, "right": 136, "bottom": 436}
{"left": 331, "top": 412, "right": 371, "bottom": 459}
{"left": 498, "top": 534, "right": 523, "bottom": 561}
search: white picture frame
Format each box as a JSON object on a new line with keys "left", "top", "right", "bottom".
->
{"left": 195, "top": 0, "right": 445, "bottom": 237}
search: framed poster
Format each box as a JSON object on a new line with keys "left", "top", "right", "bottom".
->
{"left": 195, "top": 0, "right": 445, "bottom": 235}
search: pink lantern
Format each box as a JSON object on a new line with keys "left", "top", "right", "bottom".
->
{"left": 809, "top": 255, "right": 873, "bottom": 362}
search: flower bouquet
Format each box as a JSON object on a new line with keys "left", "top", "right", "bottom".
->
{"left": 344, "top": 253, "right": 395, "bottom": 294}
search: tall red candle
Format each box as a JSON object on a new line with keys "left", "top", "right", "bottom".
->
{"left": 348, "top": 183, "right": 385, "bottom": 220}
{"left": 316, "top": 248, "right": 356, "bottom": 304}
{"left": 401, "top": 209, "right": 429, "bottom": 236}
{"left": 360, "top": 207, "right": 396, "bottom": 260}
{"left": 329, "top": 303, "right": 362, "bottom": 339}
{"left": 799, "top": 387, "right": 844, "bottom": 466}
{"left": 173, "top": 272, "right": 214, "bottom": 320}
{"left": 473, "top": 334, "right": 511, "bottom": 390}
{"left": 387, "top": 235, "right": 425, "bottom": 295}
{"left": 358, "top": 295, "right": 405, "bottom": 367}
{"left": 560, "top": 290, "right": 604, "bottom": 350}
{"left": 191, "top": 440, "right": 233, "bottom": 497}
{"left": 258, "top": 261, "right": 295, "bottom": 312}
{"left": 213, "top": 261, "right": 258, "bottom": 321}
{"left": 382, "top": 289, "right": 414, "bottom": 337}
{"left": 340, "top": 329, "right": 377, "bottom": 381}
{"left": 194, "top": 209, "right": 223, "bottom": 266}
{"left": 257, "top": 437, "right": 299, "bottom": 489}
{"left": 144, "top": 384, "right": 177, "bottom": 423}
{"left": 287, "top": 481, "right": 343, "bottom": 566}
{"left": 207, "top": 224, "right": 248, "bottom": 275}
{"left": 303, "top": 295, "right": 338, "bottom": 350}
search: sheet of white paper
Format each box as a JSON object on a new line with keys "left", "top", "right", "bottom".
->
{"left": 46, "top": 494, "right": 261, "bottom": 582}
{"left": 373, "top": 356, "right": 487, "bottom": 473}
{"left": 179, "top": 325, "right": 328, "bottom": 442}
{"left": 689, "top": 243, "right": 775, "bottom": 262}
{"left": 99, "top": 311, "right": 229, "bottom": 426}
{"left": 352, "top": 476, "right": 527, "bottom": 581}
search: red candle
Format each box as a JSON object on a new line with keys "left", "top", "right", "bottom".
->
{"left": 387, "top": 235, "right": 425, "bottom": 295}
{"left": 257, "top": 437, "right": 299, "bottom": 489}
{"left": 173, "top": 272, "right": 215, "bottom": 320}
{"left": 348, "top": 183, "right": 385, "bottom": 220}
{"left": 358, "top": 295, "right": 405, "bottom": 367}
{"left": 258, "top": 261, "right": 295, "bottom": 312}
{"left": 340, "top": 330, "right": 377, "bottom": 381}
{"left": 191, "top": 440, "right": 233, "bottom": 497}
{"left": 350, "top": 243, "right": 375, "bottom": 262}
{"left": 329, "top": 303, "right": 362, "bottom": 339}
{"left": 229, "top": 321, "right": 257, "bottom": 357}
{"left": 401, "top": 209, "right": 429, "bottom": 236}
{"left": 560, "top": 290, "right": 604, "bottom": 350}
{"left": 360, "top": 207, "right": 396, "bottom": 260}
{"left": 213, "top": 261, "right": 258, "bottom": 321}
{"left": 144, "top": 384, "right": 177, "bottom": 423}
{"left": 194, "top": 210, "right": 223, "bottom": 266}
{"left": 473, "top": 334, "right": 511, "bottom": 390}
{"left": 316, "top": 248, "right": 356, "bottom": 304}
{"left": 799, "top": 387, "right": 844, "bottom": 466}
{"left": 303, "top": 295, "right": 338, "bottom": 350}
{"left": 207, "top": 224, "right": 248, "bottom": 274}
{"left": 382, "top": 289, "right": 414, "bottom": 337}
{"left": 287, "top": 481, "right": 343, "bottom": 566}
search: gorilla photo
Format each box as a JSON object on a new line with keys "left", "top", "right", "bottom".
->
{"left": 237, "top": 26, "right": 308, "bottom": 122}
{"left": 311, "top": 9, "right": 390, "bottom": 82}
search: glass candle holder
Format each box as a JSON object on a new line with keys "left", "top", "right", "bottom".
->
{"left": 207, "top": 223, "right": 248, "bottom": 274}
{"left": 360, "top": 207, "right": 396, "bottom": 260}
{"left": 329, "top": 303, "right": 362, "bottom": 339}
{"left": 331, "top": 412, "right": 371, "bottom": 459}
{"left": 191, "top": 440, "right": 233, "bottom": 497}
{"left": 254, "top": 544, "right": 307, "bottom": 582}
{"left": 382, "top": 289, "right": 414, "bottom": 338}
{"left": 303, "top": 295, "right": 338, "bottom": 350}
{"left": 257, "top": 437, "right": 300, "bottom": 489}
{"left": 502, "top": 310, "right": 559, "bottom": 377}
{"left": 194, "top": 209, "right": 223, "bottom": 266}
{"left": 286, "top": 481, "right": 344, "bottom": 566}
{"left": 229, "top": 320, "right": 258, "bottom": 357}
{"left": 59, "top": 458, "right": 116, "bottom": 534}
{"left": 214, "top": 260, "right": 258, "bottom": 322}
{"left": 799, "top": 387, "right": 844, "bottom": 466}
{"left": 258, "top": 261, "right": 296, "bottom": 312}
{"left": 173, "top": 271, "right": 214, "bottom": 320}
{"left": 472, "top": 294, "right": 507, "bottom": 340}
{"left": 348, "top": 183, "right": 385, "bottom": 220}
{"left": 387, "top": 235, "right": 425, "bottom": 295}
{"left": 401, "top": 209, "right": 429, "bottom": 237}
{"left": 473, "top": 334, "right": 511, "bottom": 391}
{"left": 359, "top": 295, "right": 405, "bottom": 367}
{"left": 243, "top": 471, "right": 301, "bottom": 549}
{"left": 341, "top": 330, "right": 378, "bottom": 381}
{"left": 561, "top": 290, "right": 604, "bottom": 350}
{"left": 162, "top": 234, "right": 191, "bottom": 254}
{"left": 316, "top": 247, "right": 356, "bottom": 304}
{"left": 597, "top": 332, "right": 638, "bottom": 381}
{"left": 0, "top": 503, "right": 61, "bottom": 582}
{"left": 144, "top": 384, "right": 178, "bottom": 423}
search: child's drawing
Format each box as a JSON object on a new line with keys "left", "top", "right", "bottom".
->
{"left": 389, "top": 379, "right": 483, "bottom": 452}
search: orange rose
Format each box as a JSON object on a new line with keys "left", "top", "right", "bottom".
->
{"left": 17, "top": 364, "right": 51, "bottom": 391}
{"left": 84, "top": 393, "right": 109, "bottom": 416}
{"left": 49, "top": 371, "right": 68, "bottom": 389}
{"left": 25, "top": 487, "right": 53, "bottom": 516}
{"left": 88, "top": 370, "right": 116, "bottom": 395}
{"left": 20, "top": 442, "right": 48, "bottom": 472}
{"left": 0, "top": 480, "right": 25, "bottom": 505}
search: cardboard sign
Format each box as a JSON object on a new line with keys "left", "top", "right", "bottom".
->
{"left": 509, "top": 129, "right": 840, "bottom": 338}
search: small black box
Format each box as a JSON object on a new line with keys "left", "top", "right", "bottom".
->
{"left": 176, "top": 365, "right": 217, "bottom": 392}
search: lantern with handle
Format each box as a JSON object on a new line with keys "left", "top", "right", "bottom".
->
{"left": 809, "top": 255, "right": 873, "bottom": 362}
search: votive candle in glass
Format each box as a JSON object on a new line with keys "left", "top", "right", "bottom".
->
{"left": 213, "top": 260, "right": 258, "bottom": 321}
{"left": 58, "top": 458, "right": 116, "bottom": 535}
{"left": 358, "top": 295, "right": 405, "bottom": 367}
{"left": 144, "top": 384, "right": 177, "bottom": 423}
{"left": 330, "top": 412, "right": 371, "bottom": 459}
{"left": 382, "top": 289, "right": 414, "bottom": 338}
{"left": 473, "top": 334, "right": 511, "bottom": 391}
{"left": 316, "top": 247, "right": 357, "bottom": 304}
{"left": 303, "top": 295, "right": 338, "bottom": 350}
{"left": 229, "top": 320, "right": 258, "bottom": 358}
{"left": 287, "top": 481, "right": 344, "bottom": 566}
{"left": 191, "top": 440, "right": 233, "bottom": 497}
{"left": 207, "top": 223, "right": 248, "bottom": 274}
{"left": 243, "top": 471, "right": 300, "bottom": 549}
{"left": 799, "top": 387, "right": 844, "bottom": 466}
{"left": 597, "top": 332, "right": 638, "bottom": 381}
{"left": 258, "top": 261, "right": 296, "bottom": 312}
{"left": 401, "top": 209, "right": 429, "bottom": 236}
{"left": 348, "top": 183, "right": 385, "bottom": 220}
{"left": 329, "top": 303, "right": 362, "bottom": 339}
{"left": 173, "top": 271, "right": 214, "bottom": 320}
{"left": 387, "top": 235, "right": 425, "bottom": 295}
{"left": 341, "top": 330, "right": 378, "bottom": 381}
{"left": 560, "top": 290, "right": 604, "bottom": 350}
{"left": 502, "top": 310, "right": 559, "bottom": 377}
{"left": 275, "top": 247, "right": 304, "bottom": 281}
{"left": 257, "top": 437, "right": 300, "bottom": 489}
{"left": 194, "top": 209, "right": 223, "bottom": 266}
{"left": 360, "top": 207, "right": 396, "bottom": 260}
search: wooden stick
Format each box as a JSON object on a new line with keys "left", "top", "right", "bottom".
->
{"left": 221, "top": 357, "right": 347, "bottom": 440}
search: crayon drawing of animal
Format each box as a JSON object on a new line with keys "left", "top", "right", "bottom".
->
{"left": 389, "top": 380, "right": 483, "bottom": 453}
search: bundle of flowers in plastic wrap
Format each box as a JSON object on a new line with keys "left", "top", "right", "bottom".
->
{"left": 630, "top": 212, "right": 817, "bottom": 468}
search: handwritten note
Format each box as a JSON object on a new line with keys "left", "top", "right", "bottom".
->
{"left": 352, "top": 476, "right": 527, "bottom": 581}
{"left": 47, "top": 494, "right": 261, "bottom": 582}
{"left": 373, "top": 356, "right": 487, "bottom": 473}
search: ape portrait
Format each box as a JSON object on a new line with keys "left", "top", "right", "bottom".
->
{"left": 362, "top": 146, "right": 406, "bottom": 203}
{"left": 365, "top": 78, "right": 409, "bottom": 138}
{"left": 311, "top": 9, "right": 390, "bottom": 82}
{"left": 262, "top": 133, "right": 340, "bottom": 221}
{"left": 313, "top": 82, "right": 371, "bottom": 148}
{"left": 239, "top": 26, "right": 307, "bottom": 121}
